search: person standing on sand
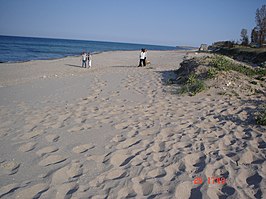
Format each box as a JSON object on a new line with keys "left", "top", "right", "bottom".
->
{"left": 87, "top": 52, "right": 92, "bottom": 68}
{"left": 144, "top": 49, "right": 147, "bottom": 65}
{"left": 81, "top": 52, "right": 87, "bottom": 68}
{"left": 138, "top": 48, "right": 146, "bottom": 67}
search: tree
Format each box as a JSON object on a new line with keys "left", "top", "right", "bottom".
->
{"left": 240, "top": 29, "right": 249, "bottom": 45}
{"left": 255, "top": 5, "right": 266, "bottom": 46}
{"left": 251, "top": 27, "right": 259, "bottom": 44}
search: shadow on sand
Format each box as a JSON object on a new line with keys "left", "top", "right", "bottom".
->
{"left": 155, "top": 69, "right": 178, "bottom": 85}
{"left": 214, "top": 99, "right": 266, "bottom": 129}
{"left": 111, "top": 65, "right": 138, "bottom": 68}
{"left": 65, "top": 64, "right": 82, "bottom": 68}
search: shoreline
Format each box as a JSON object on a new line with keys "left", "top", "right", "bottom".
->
{"left": 0, "top": 49, "right": 193, "bottom": 64}
{"left": 0, "top": 50, "right": 193, "bottom": 88}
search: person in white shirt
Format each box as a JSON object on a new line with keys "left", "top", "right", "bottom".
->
{"left": 81, "top": 52, "right": 87, "bottom": 68}
{"left": 138, "top": 48, "right": 146, "bottom": 67}
{"left": 144, "top": 49, "right": 147, "bottom": 65}
{"left": 87, "top": 52, "right": 92, "bottom": 68}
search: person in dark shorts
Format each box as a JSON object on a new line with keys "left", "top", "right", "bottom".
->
{"left": 138, "top": 48, "right": 146, "bottom": 67}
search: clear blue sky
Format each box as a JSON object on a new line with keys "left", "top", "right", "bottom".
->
{"left": 0, "top": 0, "right": 265, "bottom": 47}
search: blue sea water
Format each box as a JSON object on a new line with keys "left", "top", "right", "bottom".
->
{"left": 0, "top": 35, "right": 182, "bottom": 63}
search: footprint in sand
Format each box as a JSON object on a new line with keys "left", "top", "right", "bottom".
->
{"left": 0, "top": 160, "right": 20, "bottom": 175}
{"left": 51, "top": 161, "right": 83, "bottom": 186}
{"left": 150, "top": 141, "right": 166, "bottom": 153}
{"left": 127, "top": 129, "right": 139, "bottom": 138}
{"left": 18, "top": 142, "right": 37, "bottom": 152}
{"left": 174, "top": 181, "right": 193, "bottom": 199}
{"left": 0, "top": 183, "right": 21, "bottom": 198}
{"left": 45, "top": 134, "right": 60, "bottom": 142}
{"left": 110, "top": 150, "right": 135, "bottom": 167}
{"left": 55, "top": 182, "right": 79, "bottom": 199}
{"left": 39, "top": 155, "right": 66, "bottom": 166}
{"left": 72, "top": 144, "right": 95, "bottom": 154}
{"left": 235, "top": 167, "right": 262, "bottom": 197}
{"left": 20, "top": 130, "right": 43, "bottom": 140}
{"left": 67, "top": 125, "right": 85, "bottom": 133}
{"left": 87, "top": 153, "right": 111, "bottom": 165}
{"left": 115, "top": 138, "right": 141, "bottom": 150}
{"left": 15, "top": 183, "right": 49, "bottom": 199}
{"left": 147, "top": 167, "right": 166, "bottom": 178}
{"left": 36, "top": 146, "right": 59, "bottom": 156}
{"left": 117, "top": 187, "right": 136, "bottom": 198}
{"left": 112, "top": 134, "right": 126, "bottom": 143}
{"left": 139, "top": 127, "right": 159, "bottom": 137}
{"left": 105, "top": 168, "right": 127, "bottom": 180}
{"left": 114, "top": 121, "right": 131, "bottom": 130}
{"left": 132, "top": 177, "right": 154, "bottom": 197}
{"left": 238, "top": 150, "right": 258, "bottom": 165}
{"left": 184, "top": 152, "right": 206, "bottom": 174}
{"left": 0, "top": 128, "right": 9, "bottom": 138}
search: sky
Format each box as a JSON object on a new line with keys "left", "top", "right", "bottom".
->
{"left": 0, "top": 0, "right": 265, "bottom": 47}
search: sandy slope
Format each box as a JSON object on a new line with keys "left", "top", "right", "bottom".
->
{"left": 0, "top": 51, "right": 265, "bottom": 199}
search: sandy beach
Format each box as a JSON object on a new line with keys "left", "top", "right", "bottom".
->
{"left": 0, "top": 50, "right": 265, "bottom": 199}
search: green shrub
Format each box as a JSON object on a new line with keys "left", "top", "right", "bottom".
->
{"left": 207, "top": 67, "right": 218, "bottom": 78}
{"left": 187, "top": 74, "right": 197, "bottom": 84}
{"left": 210, "top": 55, "right": 231, "bottom": 71}
{"left": 255, "top": 68, "right": 266, "bottom": 76}
{"left": 179, "top": 74, "right": 205, "bottom": 96}
{"left": 210, "top": 55, "right": 266, "bottom": 78}
{"left": 189, "top": 80, "right": 205, "bottom": 95}
{"left": 255, "top": 105, "right": 266, "bottom": 126}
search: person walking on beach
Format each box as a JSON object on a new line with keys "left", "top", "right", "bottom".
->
{"left": 87, "top": 52, "right": 92, "bottom": 68}
{"left": 144, "top": 49, "right": 147, "bottom": 65}
{"left": 138, "top": 48, "right": 146, "bottom": 67}
{"left": 81, "top": 52, "right": 87, "bottom": 68}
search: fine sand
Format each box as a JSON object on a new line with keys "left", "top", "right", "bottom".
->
{"left": 0, "top": 51, "right": 265, "bottom": 199}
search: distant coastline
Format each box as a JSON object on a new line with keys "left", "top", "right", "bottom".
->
{"left": 0, "top": 35, "right": 192, "bottom": 63}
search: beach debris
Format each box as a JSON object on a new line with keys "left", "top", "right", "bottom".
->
{"left": 226, "top": 81, "right": 231, "bottom": 86}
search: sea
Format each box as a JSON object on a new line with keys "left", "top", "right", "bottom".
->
{"left": 0, "top": 35, "right": 186, "bottom": 63}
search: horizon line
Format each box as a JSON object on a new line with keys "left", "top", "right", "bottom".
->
{"left": 0, "top": 34, "right": 195, "bottom": 48}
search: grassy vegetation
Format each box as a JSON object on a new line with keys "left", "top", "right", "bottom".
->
{"left": 207, "top": 67, "right": 218, "bottom": 78}
{"left": 179, "top": 73, "right": 205, "bottom": 96}
{"left": 229, "top": 45, "right": 266, "bottom": 53}
{"left": 172, "top": 54, "right": 265, "bottom": 96}
{"left": 255, "top": 105, "right": 266, "bottom": 126}
{"left": 213, "top": 45, "right": 266, "bottom": 66}
{"left": 210, "top": 55, "right": 266, "bottom": 77}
